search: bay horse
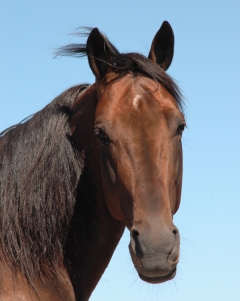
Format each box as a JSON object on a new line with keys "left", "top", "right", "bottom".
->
{"left": 0, "top": 21, "right": 185, "bottom": 300}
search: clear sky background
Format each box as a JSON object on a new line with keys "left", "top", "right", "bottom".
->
{"left": 1, "top": 1, "right": 240, "bottom": 300}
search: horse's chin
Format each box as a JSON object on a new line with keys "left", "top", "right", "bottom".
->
{"left": 138, "top": 268, "right": 176, "bottom": 284}
{"left": 129, "top": 244, "right": 177, "bottom": 284}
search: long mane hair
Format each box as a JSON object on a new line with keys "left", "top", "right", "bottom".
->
{"left": 0, "top": 85, "right": 86, "bottom": 287}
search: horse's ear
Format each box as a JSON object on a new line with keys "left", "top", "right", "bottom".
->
{"left": 87, "top": 28, "right": 116, "bottom": 79}
{"left": 148, "top": 21, "right": 174, "bottom": 71}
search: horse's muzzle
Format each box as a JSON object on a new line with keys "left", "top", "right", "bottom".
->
{"left": 129, "top": 222, "right": 180, "bottom": 284}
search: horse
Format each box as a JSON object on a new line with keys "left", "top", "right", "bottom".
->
{"left": 0, "top": 21, "right": 185, "bottom": 301}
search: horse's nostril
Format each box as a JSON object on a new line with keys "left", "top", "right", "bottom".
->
{"left": 131, "top": 229, "right": 142, "bottom": 258}
{"left": 131, "top": 229, "right": 139, "bottom": 240}
{"left": 172, "top": 228, "right": 178, "bottom": 236}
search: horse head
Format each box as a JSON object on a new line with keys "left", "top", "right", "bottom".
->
{"left": 87, "top": 22, "right": 185, "bottom": 283}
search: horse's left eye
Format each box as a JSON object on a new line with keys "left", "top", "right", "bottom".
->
{"left": 94, "top": 128, "right": 110, "bottom": 146}
{"left": 177, "top": 124, "right": 185, "bottom": 135}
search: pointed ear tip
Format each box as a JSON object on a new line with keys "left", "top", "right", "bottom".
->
{"left": 161, "top": 21, "right": 173, "bottom": 31}
{"left": 87, "top": 28, "right": 102, "bottom": 48}
{"left": 92, "top": 27, "right": 99, "bottom": 32}
{"left": 89, "top": 27, "right": 100, "bottom": 36}
{"left": 162, "top": 20, "right": 170, "bottom": 25}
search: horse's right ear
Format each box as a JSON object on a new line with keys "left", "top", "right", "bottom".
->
{"left": 148, "top": 21, "right": 174, "bottom": 71}
{"left": 87, "top": 28, "right": 117, "bottom": 79}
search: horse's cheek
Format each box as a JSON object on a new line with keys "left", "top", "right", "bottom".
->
{"left": 99, "top": 153, "right": 126, "bottom": 222}
{"left": 172, "top": 140, "right": 183, "bottom": 214}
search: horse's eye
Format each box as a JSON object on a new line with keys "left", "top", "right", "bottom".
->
{"left": 177, "top": 124, "right": 185, "bottom": 135}
{"left": 94, "top": 128, "right": 110, "bottom": 146}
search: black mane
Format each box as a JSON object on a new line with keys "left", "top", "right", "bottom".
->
{"left": 0, "top": 85, "right": 87, "bottom": 287}
{"left": 56, "top": 28, "right": 184, "bottom": 112}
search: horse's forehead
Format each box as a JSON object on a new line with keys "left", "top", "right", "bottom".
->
{"left": 106, "top": 75, "right": 158, "bottom": 96}
{"left": 98, "top": 75, "right": 178, "bottom": 121}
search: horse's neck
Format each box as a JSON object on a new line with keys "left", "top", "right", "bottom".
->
{"left": 64, "top": 158, "right": 125, "bottom": 300}
{"left": 66, "top": 175, "right": 125, "bottom": 300}
{"left": 66, "top": 84, "right": 125, "bottom": 300}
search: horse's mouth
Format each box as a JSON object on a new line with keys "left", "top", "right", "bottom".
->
{"left": 138, "top": 268, "right": 176, "bottom": 284}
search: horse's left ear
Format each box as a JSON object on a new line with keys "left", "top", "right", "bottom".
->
{"left": 87, "top": 28, "right": 118, "bottom": 79}
{"left": 148, "top": 21, "right": 174, "bottom": 71}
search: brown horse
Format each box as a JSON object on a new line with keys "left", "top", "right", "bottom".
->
{"left": 0, "top": 21, "right": 185, "bottom": 300}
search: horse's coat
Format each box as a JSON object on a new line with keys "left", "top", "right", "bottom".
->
{"left": 0, "top": 21, "right": 185, "bottom": 300}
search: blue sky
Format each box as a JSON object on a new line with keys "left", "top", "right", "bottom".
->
{"left": 1, "top": 1, "right": 240, "bottom": 300}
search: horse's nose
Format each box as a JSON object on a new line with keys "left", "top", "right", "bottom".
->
{"left": 129, "top": 221, "right": 180, "bottom": 280}
{"left": 130, "top": 225, "right": 179, "bottom": 257}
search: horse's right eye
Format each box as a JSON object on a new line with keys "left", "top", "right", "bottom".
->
{"left": 177, "top": 123, "right": 185, "bottom": 136}
{"left": 94, "top": 128, "right": 110, "bottom": 146}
